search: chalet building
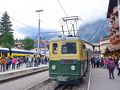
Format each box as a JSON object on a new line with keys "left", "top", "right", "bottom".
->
{"left": 107, "top": 0, "right": 120, "bottom": 57}
{"left": 100, "top": 35, "right": 110, "bottom": 57}
{"left": 82, "top": 40, "right": 100, "bottom": 57}
{"left": 14, "top": 39, "right": 23, "bottom": 49}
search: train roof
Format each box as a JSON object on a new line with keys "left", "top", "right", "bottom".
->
{"left": 49, "top": 36, "right": 81, "bottom": 42}
{"left": 0, "top": 48, "right": 36, "bottom": 54}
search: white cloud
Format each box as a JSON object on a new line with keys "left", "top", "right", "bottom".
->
{"left": 13, "top": 31, "right": 26, "bottom": 39}
{"left": 0, "top": 0, "right": 109, "bottom": 39}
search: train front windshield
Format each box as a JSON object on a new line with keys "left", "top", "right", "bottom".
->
{"left": 61, "top": 42, "right": 76, "bottom": 54}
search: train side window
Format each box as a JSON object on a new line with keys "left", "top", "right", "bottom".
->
{"left": 83, "top": 45, "right": 85, "bottom": 49}
{"left": 53, "top": 43, "right": 58, "bottom": 54}
{"left": 46, "top": 45, "right": 49, "bottom": 49}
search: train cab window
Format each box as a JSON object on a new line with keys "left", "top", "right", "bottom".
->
{"left": 62, "top": 42, "right": 76, "bottom": 54}
{"left": 53, "top": 43, "right": 58, "bottom": 54}
{"left": 83, "top": 45, "right": 85, "bottom": 49}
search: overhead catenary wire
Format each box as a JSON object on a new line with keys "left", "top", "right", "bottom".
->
{"left": 0, "top": 12, "right": 35, "bottom": 38}
{"left": 1, "top": 12, "right": 77, "bottom": 35}
{"left": 0, "top": 12, "right": 34, "bottom": 32}
{"left": 0, "top": 2, "right": 83, "bottom": 37}
{"left": 10, "top": 17, "right": 34, "bottom": 31}
{"left": 10, "top": 17, "right": 37, "bottom": 37}
{"left": 56, "top": 0, "right": 68, "bottom": 17}
{"left": 11, "top": 17, "right": 80, "bottom": 35}
{"left": 40, "top": 29, "right": 80, "bottom": 34}
{"left": 56, "top": 0, "right": 70, "bottom": 35}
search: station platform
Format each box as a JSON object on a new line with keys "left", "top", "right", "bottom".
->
{"left": 89, "top": 67, "right": 120, "bottom": 90}
{"left": 0, "top": 64, "right": 48, "bottom": 81}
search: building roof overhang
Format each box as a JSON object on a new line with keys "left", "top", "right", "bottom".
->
{"left": 107, "top": 0, "right": 117, "bottom": 18}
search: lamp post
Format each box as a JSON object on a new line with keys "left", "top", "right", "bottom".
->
{"left": 36, "top": 9, "right": 43, "bottom": 55}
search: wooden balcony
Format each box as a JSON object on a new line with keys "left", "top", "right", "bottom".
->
{"left": 108, "top": 18, "right": 114, "bottom": 24}
{"left": 115, "top": 34, "right": 120, "bottom": 41}
{"left": 110, "top": 37, "right": 118, "bottom": 45}
{"left": 110, "top": 14, "right": 115, "bottom": 20}
{"left": 113, "top": 21, "right": 119, "bottom": 29}
{"left": 112, "top": 28, "right": 116, "bottom": 32}
{"left": 113, "top": 7, "right": 118, "bottom": 15}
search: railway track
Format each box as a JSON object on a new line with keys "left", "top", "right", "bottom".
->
{"left": 54, "top": 83, "right": 73, "bottom": 90}
{"left": 25, "top": 78, "right": 52, "bottom": 90}
{"left": 25, "top": 64, "right": 91, "bottom": 90}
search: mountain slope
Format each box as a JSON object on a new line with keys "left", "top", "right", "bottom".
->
{"left": 77, "top": 19, "right": 109, "bottom": 43}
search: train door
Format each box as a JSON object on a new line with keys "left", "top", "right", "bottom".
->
{"left": 0, "top": 52, "right": 2, "bottom": 58}
{"left": 1, "top": 52, "right": 8, "bottom": 57}
{"left": 80, "top": 44, "right": 84, "bottom": 76}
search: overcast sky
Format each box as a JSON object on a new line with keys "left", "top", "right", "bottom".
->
{"left": 0, "top": 0, "right": 109, "bottom": 39}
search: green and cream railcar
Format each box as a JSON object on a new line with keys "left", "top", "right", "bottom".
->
{"left": 49, "top": 36, "right": 88, "bottom": 82}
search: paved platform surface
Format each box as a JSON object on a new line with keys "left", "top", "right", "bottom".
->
{"left": 89, "top": 67, "right": 120, "bottom": 90}
{"left": 0, "top": 63, "right": 48, "bottom": 74}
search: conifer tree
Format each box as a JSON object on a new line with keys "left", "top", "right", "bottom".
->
{"left": 0, "top": 11, "right": 14, "bottom": 55}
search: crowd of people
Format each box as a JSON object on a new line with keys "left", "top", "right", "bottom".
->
{"left": 0, "top": 55, "right": 49, "bottom": 72}
{"left": 90, "top": 56, "right": 120, "bottom": 79}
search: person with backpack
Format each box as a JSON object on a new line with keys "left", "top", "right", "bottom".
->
{"left": 95, "top": 56, "right": 100, "bottom": 68}
{"left": 107, "top": 57, "right": 116, "bottom": 79}
{"left": 6, "top": 57, "right": 11, "bottom": 70}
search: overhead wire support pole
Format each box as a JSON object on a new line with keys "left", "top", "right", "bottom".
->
{"left": 36, "top": 9, "right": 43, "bottom": 56}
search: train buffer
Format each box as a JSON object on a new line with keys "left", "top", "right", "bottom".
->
{"left": 89, "top": 67, "right": 120, "bottom": 90}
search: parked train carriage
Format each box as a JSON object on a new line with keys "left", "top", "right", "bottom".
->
{"left": 0, "top": 48, "right": 35, "bottom": 58}
{"left": 0, "top": 48, "right": 9, "bottom": 57}
{"left": 11, "top": 49, "right": 35, "bottom": 57}
{"left": 49, "top": 36, "right": 88, "bottom": 82}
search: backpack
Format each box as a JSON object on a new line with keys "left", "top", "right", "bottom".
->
{"left": 6, "top": 58, "right": 10, "bottom": 64}
{"left": 108, "top": 61, "right": 115, "bottom": 69}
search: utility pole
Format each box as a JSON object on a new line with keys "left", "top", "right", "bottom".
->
{"left": 36, "top": 10, "right": 43, "bottom": 55}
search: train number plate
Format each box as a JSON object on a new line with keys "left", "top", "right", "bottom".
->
{"left": 57, "top": 76, "right": 68, "bottom": 81}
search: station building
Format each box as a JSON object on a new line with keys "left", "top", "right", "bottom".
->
{"left": 34, "top": 40, "right": 49, "bottom": 56}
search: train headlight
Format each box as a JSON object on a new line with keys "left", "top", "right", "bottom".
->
{"left": 71, "top": 65, "right": 75, "bottom": 71}
{"left": 52, "top": 65, "right": 56, "bottom": 70}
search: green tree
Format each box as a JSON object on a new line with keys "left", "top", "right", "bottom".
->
{"left": 22, "top": 37, "right": 34, "bottom": 50}
{"left": 0, "top": 11, "right": 14, "bottom": 55}
{"left": 1, "top": 32, "right": 14, "bottom": 48}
